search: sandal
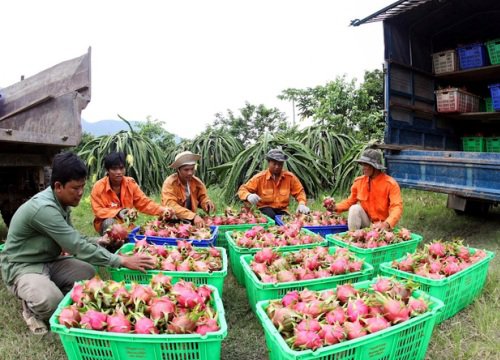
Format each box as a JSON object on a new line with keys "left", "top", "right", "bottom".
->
{"left": 22, "top": 310, "right": 48, "bottom": 335}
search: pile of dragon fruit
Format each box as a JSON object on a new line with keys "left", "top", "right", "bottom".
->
{"left": 58, "top": 275, "right": 220, "bottom": 335}
{"left": 391, "top": 240, "right": 488, "bottom": 279}
{"left": 231, "top": 225, "right": 323, "bottom": 248}
{"left": 281, "top": 211, "right": 347, "bottom": 227}
{"left": 265, "top": 278, "right": 430, "bottom": 350}
{"left": 138, "top": 220, "right": 212, "bottom": 240}
{"left": 337, "top": 225, "right": 413, "bottom": 248}
{"left": 249, "top": 247, "right": 364, "bottom": 283}
{"left": 203, "top": 206, "right": 268, "bottom": 226}
{"left": 121, "top": 239, "right": 223, "bottom": 272}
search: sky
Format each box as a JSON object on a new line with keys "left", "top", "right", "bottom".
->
{"left": 1, "top": 0, "right": 390, "bottom": 139}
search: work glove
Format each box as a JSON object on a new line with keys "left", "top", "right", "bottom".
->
{"left": 118, "top": 208, "right": 130, "bottom": 219}
{"left": 247, "top": 194, "right": 261, "bottom": 205}
{"left": 296, "top": 204, "right": 310, "bottom": 214}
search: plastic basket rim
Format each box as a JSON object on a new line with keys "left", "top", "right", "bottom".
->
{"left": 49, "top": 283, "right": 228, "bottom": 340}
{"left": 378, "top": 248, "right": 495, "bottom": 286}
{"left": 129, "top": 225, "right": 218, "bottom": 244}
{"left": 207, "top": 214, "right": 275, "bottom": 230}
{"left": 239, "top": 247, "right": 374, "bottom": 290}
{"left": 225, "top": 228, "right": 328, "bottom": 253}
{"left": 254, "top": 277, "right": 444, "bottom": 357}
{"left": 110, "top": 243, "right": 229, "bottom": 278}
{"left": 326, "top": 231, "right": 423, "bottom": 253}
{"left": 275, "top": 215, "right": 348, "bottom": 230}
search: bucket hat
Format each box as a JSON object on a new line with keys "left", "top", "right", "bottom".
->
{"left": 266, "top": 148, "right": 288, "bottom": 162}
{"left": 170, "top": 151, "right": 201, "bottom": 169}
{"left": 355, "top": 149, "right": 386, "bottom": 170}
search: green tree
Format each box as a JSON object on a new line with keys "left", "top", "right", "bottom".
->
{"left": 71, "top": 131, "right": 95, "bottom": 153}
{"left": 278, "top": 70, "right": 385, "bottom": 141}
{"left": 213, "top": 102, "right": 289, "bottom": 145}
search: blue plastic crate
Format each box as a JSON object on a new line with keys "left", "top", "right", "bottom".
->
{"left": 128, "top": 226, "right": 218, "bottom": 247}
{"left": 489, "top": 83, "right": 500, "bottom": 111}
{"left": 457, "top": 43, "right": 488, "bottom": 70}
{"left": 275, "top": 215, "right": 348, "bottom": 238}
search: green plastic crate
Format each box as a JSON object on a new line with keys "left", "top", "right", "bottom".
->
{"left": 49, "top": 284, "right": 227, "bottom": 360}
{"left": 379, "top": 248, "right": 494, "bottom": 324}
{"left": 0, "top": 243, "right": 4, "bottom": 252}
{"left": 486, "top": 38, "right": 500, "bottom": 65}
{"left": 215, "top": 215, "right": 275, "bottom": 248}
{"left": 485, "top": 97, "right": 494, "bottom": 112}
{"left": 255, "top": 278, "right": 444, "bottom": 360}
{"left": 486, "top": 137, "right": 500, "bottom": 152}
{"left": 326, "top": 232, "right": 423, "bottom": 275}
{"left": 226, "top": 229, "right": 327, "bottom": 286}
{"left": 109, "top": 243, "right": 228, "bottom": 295}
{"left": 461, "top": 137, "right": 485, "bottom": 152}
{"left": 240, "top": 247, "right": 374, "bottom": 313}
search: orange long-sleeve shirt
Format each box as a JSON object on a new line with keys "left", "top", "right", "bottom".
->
{"left": 238, "top": 169, "right": 307, "bottom": 211}
{"left": 161, "top": 174, "right": 211, "bottom": 221}
{"left": 335, "top": 172, "right": 403, "bottom": 228}
{"left": 90, "top": 176, "right": 164, "bottom": 233}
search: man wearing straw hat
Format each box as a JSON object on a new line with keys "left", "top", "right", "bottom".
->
{"left": 331, "top": 148, "right": 403, "bottom": 231}
{"left": 161, "top": 151, "right": 215, "bottom": 226}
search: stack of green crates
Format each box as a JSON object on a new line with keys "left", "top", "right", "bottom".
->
{"left": 461, "top": 137, "right": 485, "bottom": 152}
{"left": 486, "top": 137, "right": 500, "bottom": 152}
{"left": 255, "top": 278, "right": 444, "bottom": 360}
{"left": 109, "top": 243, "right": 228, "bottom": 295}
{"left": 379, "top": 248, "right": 495, "bottom": 324}
{"left": 486, "top": 38, "right": 500, "bottom": 65}
{"left": 215, "top": 215, "right": 275, "bottom": 248}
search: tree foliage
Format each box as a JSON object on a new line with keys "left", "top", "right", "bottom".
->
{"left": 77, "top": 116, "right": 169, "bottom": 195}
{"left": 189, "top": 128, "right": 244, "bottom": 186}
{"left": 212, "top": 102, "right": 289, "bottom": 146}
{"left": 133, "top": 116, "right": 177, "bottom": 166}
{"left": 278, "top": 70, "right": 384, "bottom": 141}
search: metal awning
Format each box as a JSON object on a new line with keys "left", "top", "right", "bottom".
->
{"left": 350, "top": 0, "right": 433, "bottom": 26}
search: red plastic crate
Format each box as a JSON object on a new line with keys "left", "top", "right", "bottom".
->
{"left": 435, "top": 88, "right": 480, "bottom": 113}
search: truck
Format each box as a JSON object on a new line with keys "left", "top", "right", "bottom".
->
{"left": 0, "top": 49, "right": 91, "bottom": 225}
{"left": 352, "top": 0, "right": 500, "bottom": 214}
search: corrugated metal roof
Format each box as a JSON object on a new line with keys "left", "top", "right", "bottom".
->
{"left": 350, "top": 0, "right": 433, "bottom": 26}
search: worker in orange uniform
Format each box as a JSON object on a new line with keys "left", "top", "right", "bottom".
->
{"left": 237, "top": 148, "right": 310, "bottom": 221}
{"left": 331, "top": 149, "right": 403, "bottom": 231}
{"left": 90, "top": 152, "right": 172, "bottom": 235}
{"left": 161, "top": 151, "right": 215, "bottom": 227}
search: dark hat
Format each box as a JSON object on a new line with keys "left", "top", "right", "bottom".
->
{"left": 355, "top": 149, "right": 386, "bottom": 170}
{"left": 266, "top": 148, "right": 288, "bottom": 162}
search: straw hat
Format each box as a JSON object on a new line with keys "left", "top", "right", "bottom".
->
{"left": 355, "top": 149, "right": 386, "bottom": 170}
{"left": 170, "top": 151, "right": 201, "bottom": 169}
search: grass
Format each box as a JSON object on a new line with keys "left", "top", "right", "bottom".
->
{"left": 0, "top": 188, "right": 499, "bottom": 360}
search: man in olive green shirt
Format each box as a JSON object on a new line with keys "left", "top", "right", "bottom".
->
{"left": 0, "top": 152, "right": 155, "bottom": 335}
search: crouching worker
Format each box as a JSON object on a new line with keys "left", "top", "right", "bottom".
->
{"left": 161, "top": 151, "right": 215, "bottom": 227}
{"left": 331, "top": 149, "right": 403, "bottom": 231}
{"left": 0, "top": 152, "right": 156, "bottom": 335}
{"left": 237, "top": 148, "right": 310, "bottom": 221}
{"left": 91, "top": 152, "right": 172, "bottom": 235}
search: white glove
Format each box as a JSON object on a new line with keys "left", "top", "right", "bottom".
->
{"left": 247, "top": 194, "right": 261, "bottom": 205}
{"left": 118, "top": 208, "right": 129, "bottom": 219}
{"left": 296, "top": 204, "right": 310, "bottom": 214}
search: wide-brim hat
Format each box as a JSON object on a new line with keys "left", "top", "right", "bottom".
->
{"left": 355, "top": 149, "right": 386, "bottom": 170}
{"left": 170, "top": 151, "right": 201, "bottom": 169}
{"left": 266, "top": 148, "right": 288, "bottom": 162}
